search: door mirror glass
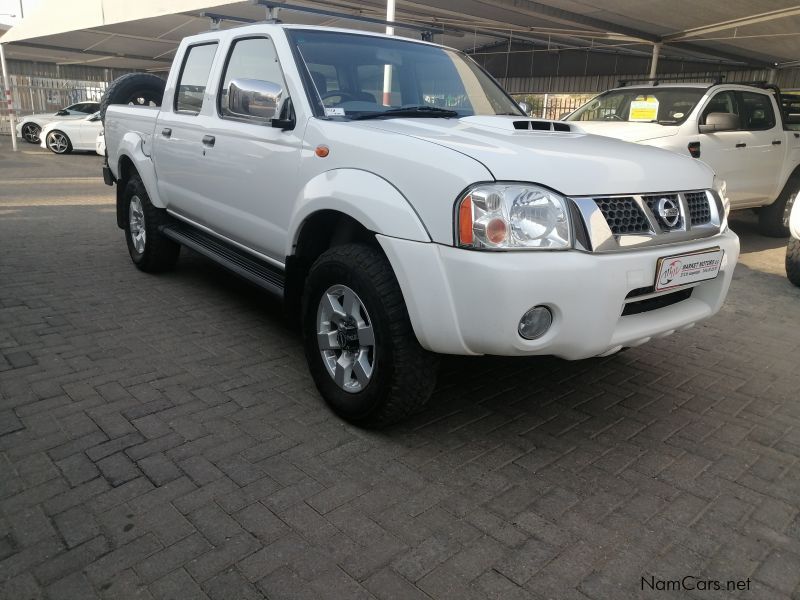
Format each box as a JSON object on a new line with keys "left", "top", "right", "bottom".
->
{"left": 227, "top": 78, "right": 285, "bottom": 123}
{"left": 699, "top": 112, "right": 740, "bottom": 133}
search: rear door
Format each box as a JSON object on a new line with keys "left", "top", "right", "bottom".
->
{"left": 198, "top": 35, "right": 304, "bottom": 262}
{"left": 152, "top": 41, "right": 219, "bottom": 225}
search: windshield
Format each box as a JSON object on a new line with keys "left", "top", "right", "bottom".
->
{"left": 566, "top": 88, "right": 706, "bottom": 125}
{"left": 287, "top": 29, "right": 522, "bottom": 119}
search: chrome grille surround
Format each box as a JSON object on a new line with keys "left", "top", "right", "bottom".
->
{"left": 571, "top": 190, "right": 724, "bottom": 253}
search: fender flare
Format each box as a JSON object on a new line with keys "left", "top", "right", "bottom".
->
{"left": 113, "top": 131, "right": 164, "bottom": 208}
{"left": 286, "top": 168, "right": 430, "bottom": 255}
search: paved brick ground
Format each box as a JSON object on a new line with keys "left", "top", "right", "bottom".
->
{"left": 1, "top": 139, "right": 800, "bottom": 600}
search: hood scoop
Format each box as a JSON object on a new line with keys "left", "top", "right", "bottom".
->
{"left": 459, "top": 115, "right": 573, "bottom": 133}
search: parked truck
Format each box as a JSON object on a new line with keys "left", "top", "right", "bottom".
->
{"left": 102, "top": 24, "right": 740, "bottom": 426}
{"left": 565, "top": 81, "right": 800, "bottom": 237}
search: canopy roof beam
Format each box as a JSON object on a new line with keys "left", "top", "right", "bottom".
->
{"left": 664, "top": 5, "right": 800, "bottom": 41}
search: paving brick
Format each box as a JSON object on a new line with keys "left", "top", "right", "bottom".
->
{"left": 47, "top": 572, "right": 100, "bottom": 600}
{"left": 186, "top": 533, "right": 260, "bottom": 582}
{"left": 135, "top": 533, "right": 213, "bottom": 584}
{"left": 32, "top": 535, "right": 109, "bottom": 585}
{"left": 56, "top": 453, "right": 100, "bottom": 487}
{"left": 138, "top": 453, "right": 183, "bottom": 486}
{"left": 150, "top": 568, "right": 210, "bottom": 600}
{"left": 202, "top": 569, "right": 262, "bottom": 600}
{"left": 97, "top": 452, "right": 141, "bottom": 487}
{"left": 364, "top": 567, "right": 431, "bottom": 600}
{"left": 53, "top": 505, "right": 100, "bottom": 548}
{"left": 233, "top": 502, "right": 288, "bottom": 544}
{"left": 85, "top": 533, "right": 163, "bottom": 585}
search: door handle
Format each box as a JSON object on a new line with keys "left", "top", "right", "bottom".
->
{"left": 772, "top": 139, "right": 782, "bottom": 145}
{"left": 161, "top": 128, "right": 171, "bottom": 138}
{"left": 202, "top": 135, "right": 215, "bottom": 147}
{"left": 735, "top": 142, "right": 746, "bottom": 148}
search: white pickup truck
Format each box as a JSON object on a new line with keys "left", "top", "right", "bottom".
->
{"left": 102, "top": 24, "right": 739, "bottom": 426}
{"left": 566, "top": 82, "right": 800, "bottom": 237}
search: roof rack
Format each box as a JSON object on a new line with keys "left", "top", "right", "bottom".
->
{"left": 618, "top": 75, "right": 724, "bottom": 87}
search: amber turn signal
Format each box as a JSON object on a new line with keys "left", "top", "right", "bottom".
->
{"left": 458, "top": 196, "right": 473, "bottom": 245}
{"left": 315, "top": 145, "right": 330, "bottom": 157}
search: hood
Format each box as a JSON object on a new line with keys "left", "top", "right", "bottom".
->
{"left": 20, "top": 112, "right": 85, "bottom": 125}
{"left": 567, "top": 121, "right": 680, "bottom": 143}
{"left": 356, "top": 116, "right": 711, "bottom": 196}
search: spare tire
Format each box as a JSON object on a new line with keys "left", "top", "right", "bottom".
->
{"left": 100, "top": 73, "right": 166, "bottom": 122}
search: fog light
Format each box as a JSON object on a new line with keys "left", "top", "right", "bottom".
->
{"left": 518, "top": 306, "right": 552, "bottom": 340}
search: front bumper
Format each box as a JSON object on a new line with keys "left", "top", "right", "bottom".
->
{"left": 378, "top": 230, "right": 739, "bottom": 359}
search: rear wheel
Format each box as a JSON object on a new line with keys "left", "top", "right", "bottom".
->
{"left": 302, "top": 244, "right": 438, "bottom": 427}
{"left": 46, "top": 130, "right": 72, "bottom": 154}
{"left": 122, "top": 176, "right": 180, "bottom": 272}
{"left": 787, "top": 239, "right": 800, "bottom": 287}
{"left": 21, "top": 122, "right": 40, "bottom": 143}
{"left": 100, "top": 73, "right": 165, "bottom": 122}
{"left": 759, "top": 176, "right": 798, "bottom": 237}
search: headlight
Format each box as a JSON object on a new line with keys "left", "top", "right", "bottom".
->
{"left": 456, "top": 183, "right": 572, "bottom": 249}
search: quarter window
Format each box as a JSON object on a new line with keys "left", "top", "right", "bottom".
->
{"left": 739, "top": 91, "right": 775, "bottom": 130}
{"left": 175, "top": 43, "right": 218, "bottom": 114}
{"left": 219, "top": 37, "right": 285, "bottom": 118}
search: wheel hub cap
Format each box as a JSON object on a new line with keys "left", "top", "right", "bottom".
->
{"left": 316, "top": 285, "right": 375, "bottom": 393}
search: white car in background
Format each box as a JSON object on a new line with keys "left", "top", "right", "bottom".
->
{"left": 40, "top": 111, "right": 104, "bottom": 155}
{"left": 788, "top": 199, "right": 800, "bottom": 286}
{"left": 15, "top": 101, "right": 100, "bottom": 144}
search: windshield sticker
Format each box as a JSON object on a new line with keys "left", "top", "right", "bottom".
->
{"left": 324, "top": 107, "right": 345, "bottom": 117}
{"left": 629, "top": 95, "right": 659, "bottom": 122}
{"left": 672, "top": 112, "right": 684, "bottom": 119}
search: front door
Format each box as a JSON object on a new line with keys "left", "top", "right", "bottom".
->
{"left": 197, "top": 35, "right": 303, "bottom": 263}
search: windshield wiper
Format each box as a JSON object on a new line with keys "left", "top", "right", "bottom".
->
{"left": 353, "top": 105, "right": 459, "bottom": 120}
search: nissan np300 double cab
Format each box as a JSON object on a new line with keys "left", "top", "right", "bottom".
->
{"left": 102, "top": 24, "right": 740, "bottom": 426}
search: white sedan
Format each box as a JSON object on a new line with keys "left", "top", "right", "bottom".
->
{"left": 15, "top": 101, "right": 100, "bottom": 144}
{"left": 40, "top": 112, "right": 104, "bottom": 155}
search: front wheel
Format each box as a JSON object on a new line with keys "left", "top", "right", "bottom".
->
{"left": 302, "top": 244, "right": 438, "bottom": 427}
{"left": 787, "top": 239, "right": 800, "bottom": 287}
{"left": 759, "top": 177, "right": 798, "bottom": 237}
{"left": 122, "top": 176, "right": 180, "bottom": 272}
{"left": 46, "top": 130, "right": 72, "bottom": 154}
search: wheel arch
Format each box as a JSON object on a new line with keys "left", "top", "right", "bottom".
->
{"left": 112, "top": 133, "right": 163, "bottom": 229}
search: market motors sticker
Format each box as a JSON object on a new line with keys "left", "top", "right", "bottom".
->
{"left": 655, "top": 247, "right": 724, "bottom": 292}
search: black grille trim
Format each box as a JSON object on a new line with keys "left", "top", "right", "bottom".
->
{"left": 622, "top": 288, "right": 693, "bottom": 316}
{"left": 593, "top": 197, "right": 650, "bottom": 235}
{"left": 685, "top": 191, "right": 712, "bottom": 225}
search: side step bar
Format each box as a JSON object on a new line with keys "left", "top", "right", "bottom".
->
{"left": 161, "top": 222, "right": 285, "bottom": 296}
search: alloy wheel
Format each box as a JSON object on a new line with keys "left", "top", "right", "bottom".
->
{"left": 22, "top": 123, "right": 40, "bottom": 143}
{"left": 316, "top": 284, "right": 376, "bottom": 393}
{"left": 47, "top": 132, "right": 69, "bottom": 154}
{"left": 128, "top": 195, "right": 146, "bottom": 254}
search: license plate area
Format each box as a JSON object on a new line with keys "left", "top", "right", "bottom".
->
{"left": 654, "top": 247, "right": 724, "bottom": 292}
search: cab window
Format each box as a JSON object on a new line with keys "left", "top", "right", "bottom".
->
{"left": 701, "top": 91, "right": 739, "bottom": 126}
{"left": 219, "top": 37, "right": 286, "bottom": 118}
{"left": 175, "top": 43, "right": 218, "bottom": 114}
{"left": 739, "top": 91, "right": 775, "bottom": 130}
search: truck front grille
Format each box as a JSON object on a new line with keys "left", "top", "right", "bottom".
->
{"left": 685, "top": 191, "right": 712, "bottom": 225}
{"left": 593, "top": 197, "right": 649, "bottom": 235}
{"left": 643, "top": 194, "right": 683, "bottom": 231}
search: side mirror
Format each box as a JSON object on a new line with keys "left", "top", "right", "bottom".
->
{"left": 56, "top": 109, "right": 69, "bottom": 116}
{"left": 518, "top": 101, "right": 530, "bottom": 115}
{"left": 227, "top": 78, "right": 287, "bottom": 124}
{"left": 699, "top": 112, "right": 740, "bottom": 133}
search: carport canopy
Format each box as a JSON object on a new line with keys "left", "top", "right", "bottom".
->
{"left": 2, "top": 0, "right": 800, "bottom": 150}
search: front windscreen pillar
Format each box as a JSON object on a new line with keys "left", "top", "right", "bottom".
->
{"left": 649, "top": 42, "right": 662, "bottom": 79}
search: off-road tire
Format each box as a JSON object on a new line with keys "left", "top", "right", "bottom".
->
{"left": 100, "top": 73, "right": 165, "bottom": 122}
{"left": 302, "top": 244, "right": 438, "bottom": 427}
{"left": 759, "top": 176, "right": 799, "bottom": 237}
{"left": 123, "top": 176, "right": 179, "bottom": 272}
{"left": 787, "top": 239, "right": 800, "bottom": 287}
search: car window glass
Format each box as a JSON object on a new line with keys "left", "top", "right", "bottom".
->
{"left": 740, "top": 91, "right": 775, "bottom": 130}
{"left": 701, "top": 91, "right": 738, "bottom": 124}
{"left": 219, "top": 37, "right": 285, "bottom": 116}
{"left": 176, "top": 43, "right": 218, "bottom": 114}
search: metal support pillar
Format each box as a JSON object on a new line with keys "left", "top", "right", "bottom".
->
{"left": 0, "top": 43, "right": 18, "bottom": 152}
{"left": 382, "top": 0, "right": 395, "bottom": 105}
{"left": 649, "top": 42, "right": 661, "bottom": 79}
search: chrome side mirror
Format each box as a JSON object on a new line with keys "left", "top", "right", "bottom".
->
{"left": 699, "top": 112, "right": 740, "bottom": 133}
{"left": 227, "top": 78, "right": 286, "bottom": 123}
{"left": 518, "top": 101, "right": 530, "bottom": 115}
